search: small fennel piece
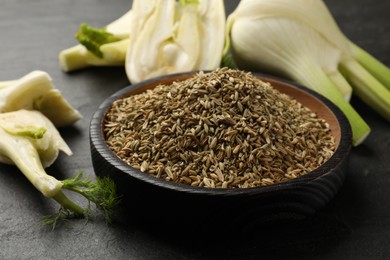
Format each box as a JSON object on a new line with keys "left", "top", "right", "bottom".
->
{"left": 75, "top": 24, "right": 122, "bottom": 59}
{"left": 59, "top": 40, "right": 129, "bottom": 72}
{"left": 0, "top": 71, "right": 82, "bottom": 127}
{"left": 225, "top": 0, "right": 390, "bottom": 146}
{"left": 125, "top": 0, "right": 226, "bottom": 83}
{"left": 59, "top": 9, "right": 133, "bottom": 72}
{"left": 0, "top": 110, "right": 120, "bottom": 227}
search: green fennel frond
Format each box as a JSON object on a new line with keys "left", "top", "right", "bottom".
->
{"left": 41, "top": 172, "right": 121, "bottom": 229}
{"left": 42, "top": 207, "right": 80, "bottom": 231}
{"left": 61, "top": 172, "right": 121, "bottom": 224}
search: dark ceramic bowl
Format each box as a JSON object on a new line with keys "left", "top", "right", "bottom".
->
{"left": 90, "top": 71, "right": 352, "bottom": 230}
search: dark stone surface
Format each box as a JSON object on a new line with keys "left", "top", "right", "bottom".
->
{"left": 0, "top": 0, "right": 389, "bottom": 259}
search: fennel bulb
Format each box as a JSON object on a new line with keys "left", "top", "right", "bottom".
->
{"left": 0, "top": 110, "right": 119, "bottom": 228}
{"left": 125, "top": 0, "right": 226, "bottom": 83}
{"left": 225, "top": 0, "right": 390, "bottom": 146}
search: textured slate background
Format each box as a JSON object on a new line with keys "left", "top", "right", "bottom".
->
{"left": 0, "top": 0, "right": 389, "bottom": 259}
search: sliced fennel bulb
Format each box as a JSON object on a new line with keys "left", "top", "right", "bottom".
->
{"left": 0, "top": 110, "right": 119, "bottom": 226}
{"left": 60, "top": 0, "right": 226, "bottom": 81}
{"left": 125, "top": 0, "right": 226, "bottom": 83}
{"left": 225, "top": 0, "right": 390, "bottom": 146}
{"left": 0, "top": 110, "right": 71, "bottom": 197}
{"left": 0, "top": 71, "right": 81, "bottom": 127}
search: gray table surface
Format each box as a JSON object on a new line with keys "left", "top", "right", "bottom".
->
{"left": 1, "top": 0, "right": 390, "bottom": 259}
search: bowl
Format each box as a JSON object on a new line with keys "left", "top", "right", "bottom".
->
{"left": 89, "top": 71, "right": 352, "bottom": 230}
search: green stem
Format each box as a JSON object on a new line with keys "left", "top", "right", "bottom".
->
{"left": 340, "top": 57, "right": 390, "bottom": 122}
{"left": 52, "top": 191, "right": 84, "bottom": 216}
{"left": 327, "top": 70, "right": 353, "bottom": 101}
{"left": 62, "top": 185, "right": 93, "bottom": 202}
{"left": 291, "top": 62, "right": 370, "bottom": 146}
{"left": 350, "top": 42, "right": 390, "bottom": 89}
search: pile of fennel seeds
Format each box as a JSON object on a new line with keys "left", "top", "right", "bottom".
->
{"left": 104, "top": 68, "right": 335, "bottom": 188}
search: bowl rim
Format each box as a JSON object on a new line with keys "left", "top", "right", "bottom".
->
{"left": 90, "top": 71, "right": 352, "bottom": 196}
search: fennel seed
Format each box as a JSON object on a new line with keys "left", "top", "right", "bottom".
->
{"left": 104, "top": 68, "right": 335, "bottom": 189}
